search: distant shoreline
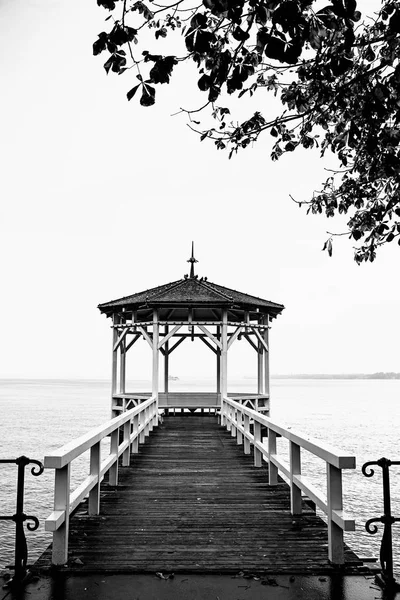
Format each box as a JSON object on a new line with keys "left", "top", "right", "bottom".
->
{"left": 270, "top": 372, "right": 400, "bottom": 380}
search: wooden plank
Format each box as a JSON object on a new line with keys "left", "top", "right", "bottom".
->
{"left": 37, "top": 415, "right": 363, "bottom": 575}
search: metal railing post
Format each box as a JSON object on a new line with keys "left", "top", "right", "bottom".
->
{"left": 363, "top": 458, "right": 400, "bottom": 589}
{"left": 0, "top": 457, "right": 44, "bottom": 585}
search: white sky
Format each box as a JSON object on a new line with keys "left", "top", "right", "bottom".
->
{"left": 0, "top": 0, "right": 398, "bottom": 379}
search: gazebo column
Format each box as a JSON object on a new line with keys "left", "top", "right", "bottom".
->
{"left": 111, "top": 313, "right": 120, "bottom": 418}
{"left": 257, "top": 340, "right": 264, "bottom": 395}
{"left": 164, "top": 325, "right": 169, "bottom": 394}
{"left": 264, "top": 315, "right": 270, "bottom": 396}
{"left": 216, "top": 326, "right": 221, "bottom": 397}
{"left": 120, "top": 339, "right": 126, "bottom": 396}
{"left": 152, "top": 309, "right": 159, "bottom": 411}
{"left": 221, "top": 310, "right": 228, "bottom": 398}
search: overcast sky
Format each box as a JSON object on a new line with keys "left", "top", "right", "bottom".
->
{"left": 0, "top": 0, "right": 398, "bottom": 380}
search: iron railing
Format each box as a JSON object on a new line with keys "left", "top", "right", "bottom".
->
{"left": 0, "top": 456, "right": 44, "bottom": 586}
{"left": 362, "top": 458, "right": 400, "bottom": 590}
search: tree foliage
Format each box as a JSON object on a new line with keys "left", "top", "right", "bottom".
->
{"left": 94, "top": 0, "right": 400, "bottom": 262}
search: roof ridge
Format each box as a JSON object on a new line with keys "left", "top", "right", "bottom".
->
{"left": 205, "top": 279, "right": 284, "bottom": 308}
{"left": 97, "top": 278, "right": 183, "bottom": 308}
{"left": 199, "top": 278, "right": 234, "bottom": 301}
{"left": 147, "top": 277, "right": 195, "bottom": 301}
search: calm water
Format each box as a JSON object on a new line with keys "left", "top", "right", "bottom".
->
{"left": 0, "top": 378, "right": 399, "bottom": 574}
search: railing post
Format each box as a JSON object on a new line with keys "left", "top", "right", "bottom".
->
{"left": 327, "top": 463, "right": 344, "bottom": 563}
{"left": 226, "top": 404, "right": 231, "bottom": 432}
{"left": 132, "top": 414, "right": 139, "bottom": 454}
{"left": 254, "top": 421, "right": 262, "bottom": 467}
{"left": 144, "top": 406, "right": 150, "bottom": 438}
{"left": 52, "top": 464, "right": 71, "bottom": 565}
{"left": 122, "top": 419, "right": 131, "bottom": 467}
{"left": 109, "top": 429, "right": 119, "bottom": 486}
{"left": 152, "top": 400, "right": 158, "bottom": 428}
{"left": 268, "top": 429, "right": 278, "bottom": 485}
{"left": 290, "top": 441, "right": 302, "bottom": 515}
{"left": 244, "top": 414, "right": 250, "bottom": 455}
{"left": 221, "top": 398, "right": 226, "bottom": 427}
{"left": 231, "top": 409, "right": 236, "bottom": 438}
{"left": 236, "top": 410, "right": 243, "bottom": 445}
{"left": 88, "top": 442, "right": 101, "bottom": 515}
{"left": 139, "top": 411, "right": 145, "bottom": 444}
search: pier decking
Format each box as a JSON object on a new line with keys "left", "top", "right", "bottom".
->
{"left": 36, "top": 413, "right": 363, "bottom": 575}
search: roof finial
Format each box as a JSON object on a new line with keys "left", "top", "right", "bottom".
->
{"left": 187, "top": 241, "right": 198, "bottom": 278}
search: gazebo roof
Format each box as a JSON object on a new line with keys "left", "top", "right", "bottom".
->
{"left": 98, "top": 275, "right": 284, "bottom": 320}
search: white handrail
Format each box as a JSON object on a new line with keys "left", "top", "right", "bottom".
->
{"left": 221, "top": 395, "right": 356, "bottom": 565}
{"left": 44, "top": 395, "right": 158, "bottom": 565}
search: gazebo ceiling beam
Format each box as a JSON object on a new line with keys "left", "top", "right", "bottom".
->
{"left": 158, "top": 325, "right": 182, "bottom": 349}
{"left": 113, "top": 320, "right": 270, "bottom": 329}
{"left": 166, "top": 336, "right": 186, "bottom": 355}
{"left": 125, "top": 333, "right": 141, "bottom": 352}
{"left": 137, "top": 326, "right": 153, "bottom": 349}
{"left": 244, "top": 334, "right": 258, "bottom": 352}
{"left": 250, "top": 326, "right": 269, "bottom": 353}
{"left": 199, "top": 336, "right": 218, "bottom": 355}
{"left": 227, "top": 326, "right": 242, "bottom": 350}
{"left": 113, "top": 327, "right": 129, "bottom": 352}
{"left": 197, "top": 325, "right": 222, "bottom": 350}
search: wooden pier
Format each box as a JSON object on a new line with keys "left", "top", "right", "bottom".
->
{"left": 34, "top": 252, "right": 370, "bottom": 578}
{"left": 37, "top": 397, "right": 365, "bottom": 575}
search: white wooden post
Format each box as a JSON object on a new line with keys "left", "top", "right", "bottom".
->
{"left": 111, "top": 313, "right": 119, "bottom": 417}
{"left": 152, "top": 398, "right": 158, "bottom": 428}
{"left": 109, "top": 428, "right": 119, "bottom": 486}
{"left": 120, "top": 336, "right": 126, "bottom": 395}
{"left": 152, "top": 309, "right": 159, "bottom": 411}
{"left": 257, "top": 341, "right": 264, "bottom": 395}
{"left": 327, "top": 464, "right": 344, "bottom": 563}
{"left": 221, "top": 310, "right": 228, "bottom": 399}
{"left": 220, "top": 396, "right": 226, "bottom": 426}
{"left": 122, "top": 419, "right": 131, "bottom": 466}
{"left": 290, "top": 441, "right": 302, "bottom": 515}
{"left": 226, "top": 404, "right": 231, "bottom": 431}
{"left": 139, "top": 411, "right": 145, "bottom": 444}
{"left": 52, "top": 464, "right": 70, "bottom": 565}
{"left": 244, "top": 414, "right": 250, "bottom": 454}
{"left": 132, "top": 414, "right": 139, "bottom": 454}
{"left": 144, "top": 406, "right": 150, "bottom": 437}
{"left": 254, "top": 421, "right": 262, "bottom": 467}
{"left": 88, "top": 442, "right": 101, "bottom": 515}
{"left": 231, "top": 409, "right": 236, "bottom": 437}
{"left": 268, "top": 430, "right": 278, "bottom": 485}
{"left": 236, "top": 409, "right": 243, "bottom": 445}
{"left": 216, "top": 326, "right": 221, "bottom": 395}
{"left": 164, "top": 326, "right": 169, "bottom": 393}
{"left": 264, "top": 315, "right": 270, "bottom": 397}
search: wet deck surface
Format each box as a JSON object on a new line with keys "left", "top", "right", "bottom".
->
{"left": 35, "top": 414, "right": 364, "bottom": 574}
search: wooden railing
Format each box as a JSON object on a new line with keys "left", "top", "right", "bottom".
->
{"left": 221, "top": 396, "right": 356, "bottom": 564}
{"left": 44, "top": 395, "right": 158, "bottom": 565}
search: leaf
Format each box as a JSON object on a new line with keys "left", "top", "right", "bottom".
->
{"left": 198, "top": 74, "right": 211, "bottom": 91}
{"left": 93, "top": 32, "right": 108, "bottom": 56}
{"left": 140, "top": 84, "right": 156, "bottom": 106}
{"left": 232, "top": 27, "right": 250, "bottom": 42}
{"left": 127, "top": 84, "right": 140, "bottom": 101}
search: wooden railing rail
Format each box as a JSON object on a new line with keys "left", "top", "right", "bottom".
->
{"left": 221, "top": 396, "right": 356, "bottom": 564}
{"left": 44, "top": 395, "right": 158, "bottom": 565}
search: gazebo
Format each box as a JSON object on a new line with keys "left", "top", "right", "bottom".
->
{"left": 98, "top": 246, "right": 284, "bottom": 417}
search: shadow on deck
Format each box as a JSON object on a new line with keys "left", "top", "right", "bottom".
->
{"left": 35, "top": 414, "right": 365, "bottom": 575}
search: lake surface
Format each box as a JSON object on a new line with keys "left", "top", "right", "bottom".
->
{"left": 0, "top": 378, "right": 399, "bottom": 575}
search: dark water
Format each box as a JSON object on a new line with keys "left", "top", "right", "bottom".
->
{"left": 0, "top": 378, "right": 399, "bottom": 574}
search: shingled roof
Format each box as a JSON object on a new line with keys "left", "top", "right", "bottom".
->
{"left": 98, "top": 275, "right": 284, "bottom": 319}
